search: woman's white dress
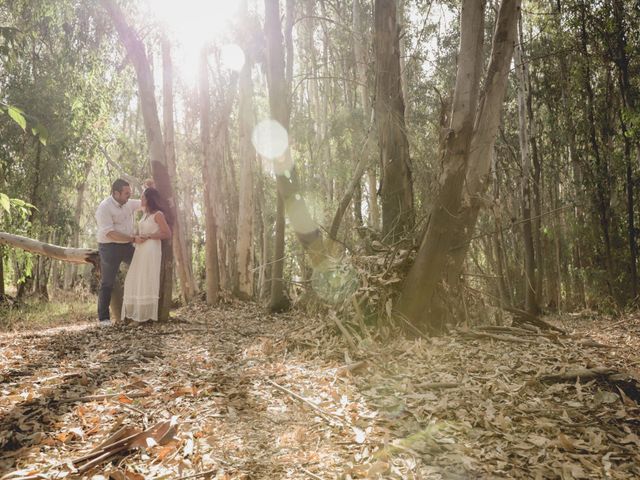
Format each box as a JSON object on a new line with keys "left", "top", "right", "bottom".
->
{"left": 122, "top": 212, "right": 161, "bottom": 322}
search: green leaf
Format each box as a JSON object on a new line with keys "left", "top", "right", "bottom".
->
{"left": 31, "top": 123, "right": 48, "bottom": 145}
{"left": 0, "top": 193, "right": 10, "bottom": 213}
{"left": 7, "top": 106, "right": 26, "bottom": 131}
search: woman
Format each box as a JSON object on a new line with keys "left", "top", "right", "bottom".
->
{"left": 122, "top": 188, "right": 172, "bottom": 322}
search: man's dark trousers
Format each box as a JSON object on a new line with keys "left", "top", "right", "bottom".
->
{"left": 97, "top": 243, "right": 135, "bottom": 321}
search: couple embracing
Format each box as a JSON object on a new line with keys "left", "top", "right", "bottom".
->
{"left": 95, "top": 178, "right": 172, "bottom": 326}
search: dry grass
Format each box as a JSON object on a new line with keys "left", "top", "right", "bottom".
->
{"left": 0, "top": 290, "right": 95, "bottom": 332}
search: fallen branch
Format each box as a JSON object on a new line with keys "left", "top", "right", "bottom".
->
{"left": 577, "top": 339, "right": 618, "bottom": 349}
{"left": 415, "top": 382, "right": 459, "bottom": 390}
{"left": 336, "top": 360, "right": 368, "bottom": 377}
{"left": 53, "top": 391, "right": 151, "bottom": 404}
{"left": 505, "top": 306, "right": 566, "bottom": 334}
{"left": 266, "top": 378, "right": 346, "bottom": 426}
{"left": 476, "top": 325, "right": 544, "bottom": 336}
{"left": 460, "top": 330, "right": 539, "bottom": 344}
{"left": 539, "top": 367, "right": 618, "bottom": 384}
{"left": 72, "top": 420, "right": 177, "bottom": 473}
{"left": 330, "top": 313, "right": 358, "bottom": 350}
{"left": 300, "top": 466, "right": 325, "bottom": 480}
{"left": 172, "top": 469, "right": 218, "bottom": 480}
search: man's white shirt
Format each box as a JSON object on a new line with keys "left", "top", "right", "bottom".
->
{"left": 95, "top": 196, "right": 142, "bottom": 244}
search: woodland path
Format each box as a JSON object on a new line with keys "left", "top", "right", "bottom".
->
{"left": 0, "top": 303, "right": 639, "bottom": 479}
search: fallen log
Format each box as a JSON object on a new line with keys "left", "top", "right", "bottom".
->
{"left": 0, "top": 232, "right": 98, "bottom": 266}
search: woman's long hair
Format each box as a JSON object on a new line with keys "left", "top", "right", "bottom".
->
{"left": 143, "top": 188, "right": 173, "bottom": 226}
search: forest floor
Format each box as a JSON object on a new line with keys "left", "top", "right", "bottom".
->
{"left": 0, "top": 300, "right": 639, "bottom": 479}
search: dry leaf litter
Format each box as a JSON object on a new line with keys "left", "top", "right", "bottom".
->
{"left": 0, "top": 302, "right": 639, "bottom": 479}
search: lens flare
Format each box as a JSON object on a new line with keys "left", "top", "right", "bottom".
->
{"left": 311, "top": 260, "right": 359, "bottom": 305}
{"left": 220, "top": 43, "right": 245, "bottom": 72}
{"left": 252, "top": 119, "right": 290, "bottom": 160}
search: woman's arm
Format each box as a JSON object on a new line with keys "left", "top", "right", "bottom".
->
{"left": 146, "top": 211, "right": 172, "bottom": 240}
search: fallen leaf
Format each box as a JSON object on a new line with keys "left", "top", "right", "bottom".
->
{"left": 353, "top": 427, "right": 366, "bottom": 444}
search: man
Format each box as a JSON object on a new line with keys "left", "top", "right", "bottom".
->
{"left": 95, "top": 178, "right": 152, "bottom": 326}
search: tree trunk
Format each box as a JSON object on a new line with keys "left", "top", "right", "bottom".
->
{"left": 367, "top": 170, "right": 380, "bottom": 231}
{"left": 63, "top": 160, "right": 92, "bottom": 290}
{"left": 329, "top": 143, "right": 373, "bottom": 240}
{"left": 578, "top": 1, "right": 615, "bottom": 299}
{"left": 236, "top": 54, "right": 256, "bottom": 299}
{"left": 492, "top": 152, "right": 512, "bottom": 308}
{"left": 200, "top": 47, "right": 220, "bottom": 305}
{"left": 353, "top": 0, "right": 379, "bottom": 232}
{"left": 524, "top": 21, "right": 543, "bottom": 308}
{"left": 264, "top": 0, "right": 326, "bottom": 310}
{"left": 612, "top": 0, "right": 638, "bottom": 299}
{"left": 0, "top": 246, "right": 5, "bottom": 299}
{"left": 162, "top": 36, "right": 197, "bottom": 304}
{"left": 398, "top": 0, "right": 410, "bottom": 121}
{"left": 514, "top": 16, "right": 538, "bottom": 314}
{"left": 396, "top": 0, "right": 520, "bottom": 333}
{"left": 549, "top": 0, "right": 585, "bottom": 308}
{"left": 255, "top": 163, "right": 269, "bottom": 301}
{"left": 374, "top": 0, "right": 413, "bottom": 242}
{"left": 18, "top": 140, "right": 43, "bottom": 300}
{"left": 101, "top": 0, "right": 175, "bottom": 321}
{"left": 270, "top": 194, "right": 288, "bottom": 311}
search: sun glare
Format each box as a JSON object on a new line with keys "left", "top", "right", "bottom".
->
{"left": 251, "top": 119, "right": 292, "bottom": 175}
{"left": 150, "top": 0, "right": 244, "bottom": 82}
{"left": 220, "top": 44, "right": 246, "bottom": 72}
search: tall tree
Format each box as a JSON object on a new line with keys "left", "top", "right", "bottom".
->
{"left": 611, "top": 0, "right": 638, "bottom": 298}
{"left": 236, "top": 16, "right": 256, "bottom": 299}
{"left": 514, "top": 15, "right": 538, "bottom": 314}
{"left": 200, "top": 47, "right": 220, "bottom": 305}
{"left": 63, "top": 159, "right": 93, "bottom": 290}
{"left": 162, "top": 36, "right": 198, "bottom": 304}
{"left": 396, "top": 0, "right": 521, "bottom": 333}
{"left": 264, "top": 0, "right": 326, "bottom": 311}
{"left": 374, "top": 0, "right": 414, "bottom": 242}
{"left": 578, "top": 0, "right": 615, "bottom": 299}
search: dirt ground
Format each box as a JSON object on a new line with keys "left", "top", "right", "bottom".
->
{"left": 1, "top": 302, "right": 639, "bottom": 479}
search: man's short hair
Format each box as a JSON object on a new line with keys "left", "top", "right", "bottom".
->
{"left": 112, "top": 178, "right": 130, "bottom": 194}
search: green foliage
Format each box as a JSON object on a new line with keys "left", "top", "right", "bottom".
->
{"left": 0, "top": 192, "right": 34, "bottom": 220}
{"left": 0, "top": 102, "right": 48, "bottom": 144}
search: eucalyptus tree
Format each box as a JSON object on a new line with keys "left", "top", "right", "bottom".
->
{"left": 514, "top": 11, "right": 538, "bottom": 314}
{"left": 162, "top": 36, "right": 198, "bottom": 303}
{"left": 397, "top": 0, "right": 521, "bottom": 333}
{"left": 235, "top": 21, "right": 257, "bottom": 300}
{"left": 263, "top": 0, "right": 329, "bottom": 311}
{"left": 199, "top": 47, "right": 221, "bottom": 305}
{"left": 374, "top": 0, "right": 414, "bottom": 242}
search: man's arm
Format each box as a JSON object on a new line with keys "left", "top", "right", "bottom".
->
{"left": 106, "top": 230, "right": 134, "bottom": 242}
